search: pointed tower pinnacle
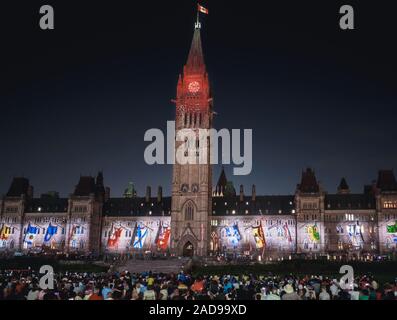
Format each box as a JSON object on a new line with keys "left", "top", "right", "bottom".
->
{"left": 185, "top": 20, "right": 206, "bottom": 74}
{"left": 338, "top": 177, "right": 350, "bottom": 194}
{"left": 217, "top": 167, "right": 228, "bottom": 191}
{"left": 195, "top": 10, "right": 201, "bottom": 30}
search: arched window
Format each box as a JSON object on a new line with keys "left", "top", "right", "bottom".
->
{"left": 184, "top": 203, "right": 194, "bottom": 221}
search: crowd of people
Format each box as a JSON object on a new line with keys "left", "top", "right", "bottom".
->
{"left": 0, "top": 268, "right": 396, "bottom": 300}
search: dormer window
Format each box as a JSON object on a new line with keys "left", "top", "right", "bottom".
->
{"left": 384, "top": 201, "right": 397, "bottom": 209}
{"left": 5, "top": 207, "right": 18, "bottom": 214}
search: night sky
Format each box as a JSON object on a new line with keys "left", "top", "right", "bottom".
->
{"left": 1, "top": 0, "right": 396, "bottom": 197}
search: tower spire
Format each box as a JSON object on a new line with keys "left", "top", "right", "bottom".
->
{"left": 186, "top": 19, "right": 205, "bottom": 74}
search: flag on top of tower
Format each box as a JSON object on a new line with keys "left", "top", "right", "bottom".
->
{"left": 198, "top": 4, "right": 209, "bottom": 15}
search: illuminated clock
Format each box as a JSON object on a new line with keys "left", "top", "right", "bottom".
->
{"left": 188, "top": 81, "right": 200, "bottom": 93}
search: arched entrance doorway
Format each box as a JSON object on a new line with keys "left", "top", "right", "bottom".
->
{"left": 183, "top": 242, "right": 194, "bottom": 257}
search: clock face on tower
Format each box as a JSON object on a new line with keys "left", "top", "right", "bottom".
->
{"left": 188, "top": 81, "right": 200, "bottom": 93}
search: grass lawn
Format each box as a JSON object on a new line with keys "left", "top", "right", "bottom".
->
{"left": 193, "top": 260, "right": 397, "bottom": 285}
{"left": 0, "top": 257, "right": 109, "bottom": 273}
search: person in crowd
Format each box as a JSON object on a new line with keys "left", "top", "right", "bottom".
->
{"left": 264, "top": 286, "right": 281, "bottom": 300}
{"left": 281, "top": 284, "right": 301, "bottom": 300}
{"left": 330, "top": 279, "right": 340, "bottom": 299}
{"left": 26, "top": 284, "right": 40, "bottom": 300}
{"left": 349, "top": 285, "right": 360, "bottom": 301}
{"left": 319, "top": 286, "right": 331, "bottom": 300}
{"left": 88, "top": 287, "right": 103, "bottom": 300}
{"left": 143, "top": 285, "right": 156, "bottom": 300}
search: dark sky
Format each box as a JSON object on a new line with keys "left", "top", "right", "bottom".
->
{"left": 0, "top": 0, "right": 396, "bottom": 197}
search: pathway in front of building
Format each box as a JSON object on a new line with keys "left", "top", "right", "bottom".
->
{"left": 117, "top": 258, "right": 191, "bottom": 274}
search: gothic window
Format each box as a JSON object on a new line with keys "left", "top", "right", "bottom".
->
{"left": 192, "top": 184, "right": 199, "bottom": 193}
{"left": 181, "top": 184, "right": 189, "bottom": 193}
{"left": 184, "top": 203, "right": 194, "bottom": 221}
{"left": 71, "top": 240, "right": 78, "bottom": 248}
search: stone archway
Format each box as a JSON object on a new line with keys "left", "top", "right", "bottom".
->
{"left": 177, "top": 234, "right": 198, "bottom": 257}
{"left": 183, "top": 242, "right": 194, "bottom": 257}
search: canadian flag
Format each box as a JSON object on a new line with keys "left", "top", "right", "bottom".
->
{"left": 198, "top": 4, "right": 209, "bottom": 15}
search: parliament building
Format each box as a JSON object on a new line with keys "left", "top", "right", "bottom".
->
{"left": 1, "top": 22, "right": 396, "bottom": 259}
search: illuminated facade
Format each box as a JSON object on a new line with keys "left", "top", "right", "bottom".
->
{"left": 1, "top": 169, "right": 396, "bottom": 258}
{"left": 1, "top": 24, "right": 397, "bottom": 259}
